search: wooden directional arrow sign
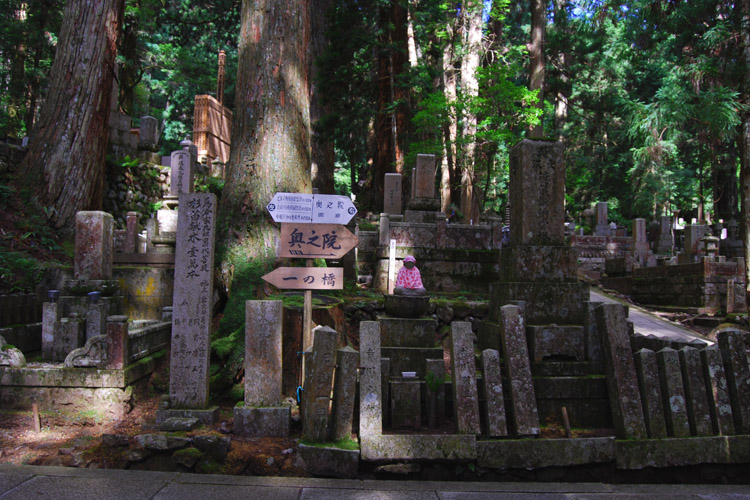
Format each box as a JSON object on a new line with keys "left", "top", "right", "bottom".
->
{"left": 267, "top": 193, "right": 357, "bottom": 224}
{"left": 280, "top": 223, "right": 358, "bottom": 259}
{"left": 262, "top": 267, "right": 344, "bottom": 290}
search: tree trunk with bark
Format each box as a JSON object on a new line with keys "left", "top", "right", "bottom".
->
{"left": 18, "top": 0, "right": 124, "bottom": 236}
{"left": 528, "top": 0, "right": 546, "bottom": 138}
{"left": 740, "top": 0, "right": 750, "bottom": 306}
{"left": 217, "top": 0, "right": 312, "bottom": 286}
{"left": 440, "top": 18, "right": 459, "bottom": 215}
{"left": 459, "top": 0, "right": 483, "bottom": 223}
{"left": 310, "top": 0, "right": 335, "bottom": 194}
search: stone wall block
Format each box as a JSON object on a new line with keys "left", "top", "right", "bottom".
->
{"left": 330, "top": 346, "right": 359, "bottom": 441}
{"left": 657, "top": 347, "right": 691, "bottom": 437}
{"left": 450, "top": 321, "right": 481, "bottom": 434}
{"left": 678, "top": 346, "right": 713, "bottom": 436}
{"left": 634, "top": 348, "right": 667, "bottom": 439}
{"left": 700, "top": 345, "right": 735, "bottom": 435}
{"left": 302, "top": 326, "right": 339, "bottom": 442}
{"left": 359, "top": 321, "right": 382, "bottom": 437}
{"left": 717, "top": 330, "right": 750, "bottom": 433}
{"left": 481, "top": 349, "right": 507, "bottom": 437}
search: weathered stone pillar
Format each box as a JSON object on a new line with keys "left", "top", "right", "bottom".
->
{"left": 718, "top": 330, "right": 750, "bottom": 433}
{"left": 481, "top": 349, "right": 507, "bottom": 437}
{"left": 679, "top": 346, "right": 713, "bottom": 436}
{"left": 451, "top": 322, "right": 481, "bottom": 435}
{"left": 657, "top": 347, "right": 690, "bottom": 437}
{"left": 633, "top": 348, "right": 667, "bottom": 439}
{"left": 74, "top": 211, "right": 114, "bottom": 280}
{"left": 359, "top": 321, "right": 382, "bottom": 437}
{"left": 106, "top": 315, "right": 129, "bottom": 369}
{"left": 700, "top": 345, "right": 735, "bottom": 435}
{"left": 330, "top": 346, "right": 359, "bottom": 441}
{"left": 383, "top": 173, "right": 403, "bottom": 215}
{"left": 302, "top": 326, "right": 338, "bottom": 442}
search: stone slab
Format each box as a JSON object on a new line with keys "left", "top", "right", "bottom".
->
{"left": 490, "top": 281, "right": 587, "bottom": 325}
{"left": 480, "top": 349, "right": 507, "bottom": 437}
{"left": 158, "top": 417, "right": 200, "bottom": 431}
{"left": 75, "top": 211, "right": 114, "bottom": 281}
{"left": 169, "top": 150, "right": 194, "bottom": 196}
{"left": 412, "top": 154, "right": 436, "bottom": 200}
{"left": 718, "top": 330, "right": 750, "bottom": 434}
{"left": 298, "top": 444, "right": 360, "bottom": 479}
{"left": 360, "top": 434, "right": 476, "bottom": 461}
{"left": 499, "top": 246, "right": 578, "bottom": 282}
{"left": 527, "top": 325, "right": 585, "bottom": 362}
{"left": 303, "top": 326, "right": 338, "bottom": 442}
{"left": 390, "top": 379, "right": 421, "bottom": 429}
{"left": 330, "top": 346, "right": 359, "bottom": 441}
{"left": 583, "top": 301, "right": 604, "bottom": 362}
{"left": 155, "top": 406, "right": 219, "bottom": 426}
{"left": 380, "top": 347, "right": 444, "bottom": 378}
{"left": 678, "top": 346, "right": 713, "bottom": 436}
{"left": 245, "top": 300, "right": 283, "bottom": 407}
{"left": 450, "top": 322, "right": 481, "bottom": 434}
{"left": 378, "top": 317, "right": 437, "bottom": 348}
{"left": 383, "top": 173, "right": 402, "bottom": 215}
{"left": 233, "top": 405, "right": 290, "bottom": 437}
{"left": 614, "top": 435, "right": 750, "bottom": 469}
{"left": 633, "top": 349, "right": 667, "bottom": 439}
{"left": 477, "top": 437, "right": 615, "bottom": 469}
{"left": 358, "top": 322, "right": 382, "bottom": 437}
{"left": 701, "top": 345, "right": 735, "bottom": 435}
{"left": 657, "top": 347, "right": 691, "bottom": 438}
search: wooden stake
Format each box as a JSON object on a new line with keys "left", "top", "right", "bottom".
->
{"left": 32, "top": 403, "right": 41, "bottom": 433}
{"left": 562, "top": 406, "right": 571, "bottom": 438}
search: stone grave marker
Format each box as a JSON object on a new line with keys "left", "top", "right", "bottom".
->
{"left": 330, "top": 346, "right": 359, "bottom": 441}
{"left": 656, "top": 216, "right": 673, "bottom": 254}
{"left": 391, "top": 378, "right": 421, "bottom": 429}
{"left": 481, "top": 349, "right": 508, "bottom": 437}
{"left": 700, "top": 345, "right": 734, "bottom": 435}
{"left": 85, "top": 292, "right": 107, "bottom": 342}
{"left": 412, "top": 154, "right": 436, "bottom": 199}
{"left": 138, "top": 116, "right": 159, "bottom": 151}
{"left": 499, "top": 304, "right": 540, "bottom": 436}
{"left": 634, "top": 348, "right": 667, "bottom": 438}
{"left": 583, "top": 301, "right": 603, "bottom": 361}
{"left": 124, "top": 212, "right": 138, "bottom": 254}
{"left": 717, "top": 330, "right": 750, "bottom": 433}
{"left": 169, "top": 150, "right": 194, "bottom": 197}
{"left": 74, "top": 211, "right": 114, "bottom": 280}
{"left": 303, "top": 325, "right": 338, "bottom": 442}
{"left": 632, "top": 218, "right": 649, "bottom": 264}
{"left": 425, "top": 358, "right": 446, "bottom": 427}
{"left": 656, "top": 347, "right": 690, "bottom": 437}
{"left": 595, "top": 202, "right": 609, "bottom": 236}
{"left": 679, "top": 346, "right": 713, "bottom": 436}
{"left": 106, "top": 315, "right": 129, "bottom": 369}
{"left": 596, "top": 303, "right": 647, "bottom": 439}
{"left": 450, "top": 321, "right": 481, "bottom": 435}
{"left": 169, "top": 193, "right": 216, "bottom": 410}
{"left": 384, "top": 173, "right": 402, "bottom": 215}
{"left": 359, "top": 321, "right": 382, "bottom": 437}
{"left": 51, "top": 314, "right": 85, "bottom": 362}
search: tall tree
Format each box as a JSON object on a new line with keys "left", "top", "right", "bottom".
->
{"left": 18, "top": 0, "right": 124, "bottom": 235}
{"left": 310, "top": 0, "right": 335, "bottom": 194}
{"left": 527, "top": 0, "right": 545, "bottom": 138}
{"left": 217, "top": 0, "right": 312, "bottom": 285}
{"left": 740, "top": 0, "right": 750, "bottom": 303}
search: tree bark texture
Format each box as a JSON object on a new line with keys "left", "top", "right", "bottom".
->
{"left": 218, "top": 0, "right": 312, "bottom": 270}
{"left": 459, "top": 0, "right": 483, "bottom": 223}
{"left": 553, "top": 0, "right": 569, "bottom": 141}
{"left": 713, "top": 143, "right": 739, "bottom": 222}
{"left": 528, "top": 0, "right": 546, "bottom": 138}
{"left": 740, "top": 0, "right": 750, "bottom": 305}
{"left": 19, "top": 0, "right": 124, "bottom": 235}
{"left": 441, "top": 17, "right": 459, "bottom": 215}
{"left": 310, "top": 0, "right": 335, "bottom": 194}
{"left": 391, "top": 0, "right": 409, "bottom": 175}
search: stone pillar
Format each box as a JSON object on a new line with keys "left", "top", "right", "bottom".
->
{"left": 106, "top": 315, "right": 129, "bottom": 369}
{"left": 380, "top": 357, "right": 390, "bottom": 428}
{"left": 41, "top": 298, "right": 60, "bottom": 361}
{"left": 302, "top": 326, "right": 338, "bottom": 442}
{"left": 390, "top": 379, "right": 421, "bottom": 429}
{"left": 657, "top": 347, "right": 690, "bottom": 437}
{"left": 499, "top": 305, "right": 540, "bottom": 436}
{"left": 378, "top": 213, "right": 390, "bottom": 247}
{"left": 85, "top": 291, "right": 107, "bottom": 342}
{"left": 583, "top": 301, "right": 603, "bottom": 362}
{"left": 631, "top": 218, "right": 649, "bottom": 265}
{"left": 656, "top": 216, "right": 673, "bottom": 254}
{"left": 450, "top": 321, "right": 481, "bottom": 435}
{"left": 74, "top": 211, "right": 114, "bottom": 280}
{"left": 52, "top": 315, "right": 85, "bottom": 362}
{"left": 701, "top": 345, "right": 735, "bottom": 435}
{"left": 330, "top": 346, "right": 359, "bottom": 441}
{"left": 138, "top": 116, "right": 159, "bottom": 151}
{"left": 718, "top": 330, "right": 750, "bottom": 433}
{"left": 413, "top": 154, "right": 436, "bottom": 199}
{"left": 234, "top": 300, "right": 289, "bottom": 437}
{"left": 425, "top": 358, "right": 446, "bottom": 427}
{"left": 359, "top": 321, "right": 382, "bottom": 437}
{"left": 595, "top": 202, "right": 609, "bottom": 236}
{"left": 169, "top": 149, "right": 194, "bottom": 197}
{"left": 169, "top": 193, "right": 216, "bottom": 409}
{"left": 383, "top": 173, "right": 402, "bottom": 215}
{"left": 634, "top": 348, "right": 667, "bottom": 439}
{"left": 481, "top": 349, "right": 508, "bottom": 437}
{"left": 679, "top": 346, "right": 713, "bottom": 436}
{"left": 124, "top": 211, "right": 138, "bottom": 254}
{"left": 596, "top": 303, "right": 647, "bottom": 439}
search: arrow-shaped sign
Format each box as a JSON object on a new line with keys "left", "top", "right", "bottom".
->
{"left": 267, "top": 193, "right": 357, "bottom": 224}
{"left": 280, "top": 223, "right": 359, "bottom": 259}
{"left": 262, "top": 267, "right": 344, "bottom": 290}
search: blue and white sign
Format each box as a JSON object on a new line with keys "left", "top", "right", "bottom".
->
{"left": 267, "top": 192, "right": 357, "bottom": 224}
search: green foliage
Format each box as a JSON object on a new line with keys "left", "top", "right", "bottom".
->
{"left": 0, "top": 251, "right": 44, "bottom": 293}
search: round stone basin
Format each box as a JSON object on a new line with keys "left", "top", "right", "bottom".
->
{"left": 383, "top": 294, "right": 430, "bottom": 318}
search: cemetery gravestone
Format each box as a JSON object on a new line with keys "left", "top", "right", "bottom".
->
{"left": 302, "top": 326, "right": 338, "bottom": 442}
{"left": 384, "top": 173, "right": 402, "bottom": 215}
{"left": 413, "top": 154, "right": 436, "bottom": 199}
{"left": 633, "top": 348, "right": 667, "bottom": 438}
{"left": 657, "top": 347, "right": 691, "bottom": 438}
{"left": 330, "top": 346, "right": 359, "bottom": 441}
{"left": 595, "top": 202, "right": 610, "bottom": 236}
{"left": 74, "top": 212, "right": 114, "bottom": 280}
{"left": 700, "top": 345, "right": 734, "bottom": 435}
{"left": 450, "top": 322, "right": 481, "bottom": 435}
{"left": 481, "top": 349, "right": 508, "bottom": 437}
{"left": 169, "top": 150, "right": 194, "bottom": 197}
{"left": 359, "top": 321, "right": 382, "bottom": 437}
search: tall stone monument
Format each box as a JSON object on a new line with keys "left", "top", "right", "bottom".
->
{"left": 162, "top": 193, "right": 218, "bottom": 423}
{"left": 489, "top": 140, "right": 588, "bottom": 325}
{"left": 383, "top": 173, "right": 403, "bottom": 215}
{"left": 405, "top": 154, "right": 442, "bottom": 222}
{"left": 595, "top": 202, "right": 610, "bottom": 236}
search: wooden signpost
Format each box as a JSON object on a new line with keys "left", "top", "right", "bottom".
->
{"left": 263, "top": 193, "right": 358, "bottom": 388}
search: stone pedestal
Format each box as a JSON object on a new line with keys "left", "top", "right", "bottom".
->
{"left": 233, "top": 405, "right": 290, "bottom": 437}
{"left": 390, "top": 378, "right": 421, "bottom": 429}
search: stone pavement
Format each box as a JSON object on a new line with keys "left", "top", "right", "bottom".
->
{"left": 591, "top": 289, "right": 711, "bottom": 346}
{"left": 1, "top": 464, "right": 749, "bottom": 499}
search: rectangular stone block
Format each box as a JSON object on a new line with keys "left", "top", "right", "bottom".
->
{"left": 499, "top": 245, "right": 578, "bottom": 282}
{"left": 499, "top": 305, "right": 540, "bottom": 436}
{"left": 383, "top": 173, "right": 402, "bottom": 215}
{"left": 360, "top": 434, "right": 476, "bottom": 461}
{"left": 244, "top": 300, "right": 283, "bottom": 407}
{"left": 490, "top": 281, "right": 587, "bottom": 325}
{"left": 450, "top": 322, "right": 481, "bottom": 435}
{"left": 51, "top": 317, "right": 85, "bottom": 362}
{"left": 233, "top": 405, "right": 289, "bottom": 437}
{"left": 303, "top": 326, "right": 338, "bottom": 442}
{"left": 583, "top": 301, "right": 604, "bottom": 361}
{"left": 74, "top": 211, "right": 114, "bottom": 280}
{"left": 106, "top": 315, "right": 129, "bottom": 369}
{"left": 169, "top": 150, "right": 194, "bottom": 196}
{"left": 477, "top": 437, "right": 614, "bottom": 469}
{"left": 701, "top": 345, "right": 735, "bottom": 435}
{"left": 378, "top": 316, "right": 437, "bottom": 348}
{"left": 391, "top": 379, "right": 421, "bottom": 429}
{"left": 679, "top": 346, "right": 713, "bottom": 436}
{"left": 41, "top": 302, "right": 59, "bottom": 361}
{"left": 85, "top": 301, "right": 107, "bottom": 342}
{"left": 330, "top": 346, "right": 359, "bottom": 441}
{"left": 425, "top": 358, "right": 446, "bottom": 427}
{"left": 596, "top": 303, "right": 647, "bottom": 439}
{"left": 718, "top": 330, "right": 750, "bottom": 433}
{"left": 413, "top": 154, "right": 436, "bottom": 199}
{"left": 527, "top": 325, "right": 585, "bottom": 362}
{"left": 169, "top": 193, "right": 216, "bottom": 409}
{"left": 359, "top": 321, "right": 382, "bottom": 437}
{"left": 657, "top": 347, "right": 691, "bottom": 437}
{"left": 481, "top": 349, "right": 507, "bottom": 437}
{"left": 634, "top": 348, "right": 667, "bottom": 439}
{"left": 508, "top": 140, "right": 566, "bottom": 246}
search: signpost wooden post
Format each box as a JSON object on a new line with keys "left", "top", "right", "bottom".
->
{"left": 264, "top": 193, "right": 357, "bottom": 390}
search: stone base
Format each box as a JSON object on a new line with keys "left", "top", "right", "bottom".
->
{"left": 500, "top": 245, "right": 578, "bottom": 282}
{"left": 157, "top": 406, "right": 220, "bottom": 426}
{"left": 298, "top": 443, "right": 360, "bottom": 479}
{"left": 233, "top": 404, "right": 289, "bottom": 437}
{"left": 490, "top": 281, "right": 588, "bottom": 324}
{"left": 477, "top": 437, "right": 615, "bottom": 469}
{"left": 404, "top": 210, "right": 445, "bottom": 223}
{"left": 527, "top": 325, "right": 585, "bottom": 362}
{"left": 407, "top": 197, "right": 441, "bottom": 211}
{"left": 378, "top": 316, "right": 436, "bottom": 347}
{"left": 381, "top": 347, "right": 444, "bottom": 378}
{"left": 360, "top": 434, "right": 476, "bottom": 461}
{"left": 615, "top": 436, "right": 750, "bottom": 469}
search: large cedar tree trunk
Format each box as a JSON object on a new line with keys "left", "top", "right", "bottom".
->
{"left": 218, "top": 0, "right": 312, "bottom": 286}
{"left": 459, "top": 0, "right": 483, "bottom": 223}
{"left": 310, "top": 0, "right": 335, "bottom": 194}
{"left": 440, "top": 18, "right": 459, "bottom": 214}
{"left": 528, "top": 0, "right": 545, "bottom": 138}
{"left": 19, "top": 0, "right": 124, "bottom": 235}
{"left": 740, "top": 0, "right": 750, "bottom": 306}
